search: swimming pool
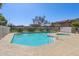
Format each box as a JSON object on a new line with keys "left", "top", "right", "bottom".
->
{"left": 11, "top": 32, "right": 54, "bottom": 46}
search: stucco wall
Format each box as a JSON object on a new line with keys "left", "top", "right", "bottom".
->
{"left": 0, "top": 25, "right": 10, "bottom": 39}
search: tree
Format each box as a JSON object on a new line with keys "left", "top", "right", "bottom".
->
{"left": 8, "top": 23, "right": 16, "bottom": 32}
{"left": 17, "top": 28, "right": 23, "bottom": 33}
{"left": 0, "top": 3, "right": 2, "bottom": 8}
{"left": 51, "top": 22, "right": 61, "bottom": 27}
{"left": 0, "top": 3, "right": 8, "bottom": 26}
{"left": 0, "top": 14, "right": 7, "bottom": 25}
{"left": 0, "top": 3, "right": 7, "bottom": 25}
{"left": 71, "top": 21, "right": 79, "bottom": 33}
{"left": 71, "top": 21, "right": 79, "bottom": 27}
{"left": 32, "top": 16, "right": 49, "bottom": 26}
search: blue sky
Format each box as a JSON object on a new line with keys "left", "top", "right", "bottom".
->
{"left": 1, "top": 3, "right": 79, "bottom": 26}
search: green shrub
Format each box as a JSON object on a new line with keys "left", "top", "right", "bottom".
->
{"left": 17, "top": 28, "right": 23, "bottom": 33}
{"left": 27, "top": 28, "right": 36, "bottom": 32}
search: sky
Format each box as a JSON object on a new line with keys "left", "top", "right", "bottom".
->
{"left": 1, "top": 3, "right": 79, "bottom": 26}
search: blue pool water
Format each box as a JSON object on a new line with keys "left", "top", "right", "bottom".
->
{"left": 11, "top": 33, "right": 54, "bottom": 46}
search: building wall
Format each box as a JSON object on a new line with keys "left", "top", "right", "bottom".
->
{"left": 0, "top": 25, "right": 10, "bottom": 39}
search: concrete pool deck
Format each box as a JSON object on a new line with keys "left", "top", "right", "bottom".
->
{"left": 0, "top": 33, "right": 79, "bottom": 56}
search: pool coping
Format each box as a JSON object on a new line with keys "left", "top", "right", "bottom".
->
{"left": 1, "top": 33, "right": 79, "bottom": 55}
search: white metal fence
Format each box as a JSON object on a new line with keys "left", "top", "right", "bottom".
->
{"left": 60, "top": 27, "right": 72, "bottom": 33}
{"left": 0, "top": 25, "right": 10, "bottom": 39}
